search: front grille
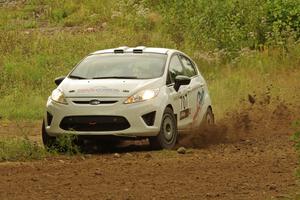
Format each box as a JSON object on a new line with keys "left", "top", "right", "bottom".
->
{"left": 59, "top": 116, "right": 130, "bottom": 132}
{"left": 73, "top": 100, "right": 118, "bottom": 105}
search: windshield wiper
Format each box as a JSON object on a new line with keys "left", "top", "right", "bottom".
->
{"left": 69, "top": 75, "right": 87, "bottom": 79}
{"left": 93, "top": 76, "right": 138, "bottom": 79}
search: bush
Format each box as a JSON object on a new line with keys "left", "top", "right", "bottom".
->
{"left": 265, "top": 0, "right": 300, "bottom": 46}
{"left": 48, "top": 134, "right": 81, "bottom": 155}
{"left": 145, "top": 0, "right": 300, "bottom": 52}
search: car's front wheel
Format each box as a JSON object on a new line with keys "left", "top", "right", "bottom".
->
{"left": 42, "top": 120, "right": 57, "bottom": 150}
{"left": 149, "top": 107, "right": 177, "bottom": 150}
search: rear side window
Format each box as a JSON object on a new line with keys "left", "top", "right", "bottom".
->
{"left": 179, "top": 55, "right": 197, "bottom": 77}
{"left": 168, "top": 55, "right": 185, "bottom": 83}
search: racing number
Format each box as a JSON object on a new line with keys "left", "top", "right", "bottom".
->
{"left": 179, "top": 94, "right": 190, "bottom": 120}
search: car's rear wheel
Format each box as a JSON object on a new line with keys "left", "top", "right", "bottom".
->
{"left": 149, "top": 107, "right": 177, "bottom": 150}
{"left": 42, "top": 120, "right": 57, "bottom": 150}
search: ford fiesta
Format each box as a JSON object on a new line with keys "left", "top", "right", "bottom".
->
{"left": 42, "top": 46, "right": 214, "bottom": 149}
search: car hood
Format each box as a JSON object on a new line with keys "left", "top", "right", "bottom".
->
{"left": 59, "top": 78, "right": 163, "bottom": 98}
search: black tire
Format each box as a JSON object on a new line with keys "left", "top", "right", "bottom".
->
{"left": 201, "top": 107, "right": 215, "bottom": 129}
{"left": 42, "top": 120, "right": 57, "bottom": 150}
{"left": 149, "top": 107, "right": 177, "bottom": 150}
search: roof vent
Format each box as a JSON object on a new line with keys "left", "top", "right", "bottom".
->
{"left": 114, "top": 49, "right": 124, "bottom": 54}
{"left": 114, "top": 46, "right": 129, "bottom": 54}
{"left": 133, "top": 49, "right": 143, "bottom": 54}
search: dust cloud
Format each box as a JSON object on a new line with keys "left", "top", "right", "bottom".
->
{"left": 179, "top": 87, "right": 297, "bottom": 148}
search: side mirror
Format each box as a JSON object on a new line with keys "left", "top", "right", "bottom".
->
{"left": 174, "top": 75, "right": 191, "bottom": 92}
{"left": 54, "top": 76, "right": 66, "bottom": 86}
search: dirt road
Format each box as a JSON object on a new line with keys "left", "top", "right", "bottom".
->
{"left": 0, "top": 100, "right": 299, "bottom": 200}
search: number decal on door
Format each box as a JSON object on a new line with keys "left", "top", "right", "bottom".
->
{"left": 179, "top": 94, "right": 190, "bottom": 120}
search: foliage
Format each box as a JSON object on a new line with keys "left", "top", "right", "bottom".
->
{"left": 0, "top": 133, "right": 81, "bottom": 162}
{"left": 145, "top": 0, "right": 300, "bottom": 52}
{"left": 265, "top": 0, "right": 300, "bottom": 46}
{"left": 48, "top": 134, "right": 81, "bottom": 155}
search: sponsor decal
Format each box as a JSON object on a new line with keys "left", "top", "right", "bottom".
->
{"left": 193, "top": 89, "right": 205, "bottom": 122}
{"left": 77, "top": 88, "right": 120, "bottom": 93}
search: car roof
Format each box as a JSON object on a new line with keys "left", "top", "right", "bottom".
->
{"left": 90, "top": 46, "right": 175, "bottom": 55}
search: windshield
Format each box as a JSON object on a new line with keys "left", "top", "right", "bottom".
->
{"left": 69, "top": 54, "right": 167, "bottom": 79}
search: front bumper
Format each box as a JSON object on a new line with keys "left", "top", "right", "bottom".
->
{"left": 45, "top": 97, "right": 163, "bottom": 137}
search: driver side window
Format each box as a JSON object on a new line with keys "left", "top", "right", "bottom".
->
{"left": 168, "top": 55, "right": 184, "bottom": 84}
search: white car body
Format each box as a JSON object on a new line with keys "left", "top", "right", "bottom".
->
{"left": 44, "top": 46, "right": 212, "bottom": 140}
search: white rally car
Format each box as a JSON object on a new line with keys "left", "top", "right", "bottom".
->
{"left": 42, "top": 46, "right": 214, "bottom": 149}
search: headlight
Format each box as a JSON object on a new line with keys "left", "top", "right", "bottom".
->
{"left": 124, "top": 88, "right": 160, "bottom": 104}
{"left": 51, "top": 89, "right": 68, "bottom": 104}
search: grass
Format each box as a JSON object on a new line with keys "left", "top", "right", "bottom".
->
{"left": 0, "top": 136, "right": 47, "bottom": 161}
{"left": 0, "top": 133, "right": 81, "bottom": 162}
{"left": 205, "top": 48, "right": 300, "bottom": 118}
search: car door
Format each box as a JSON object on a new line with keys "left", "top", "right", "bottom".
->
{"left": 167, "top": 54, "right": 191, "bottom": 129}
{"left": 179, "top": 54, "right": 205, "bottom": 128}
